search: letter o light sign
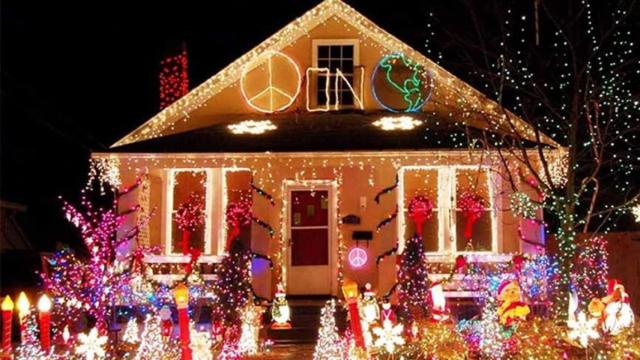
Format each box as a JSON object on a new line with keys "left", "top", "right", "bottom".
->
{"left": 348, "top": 247, "right": 368, "bottom": 268}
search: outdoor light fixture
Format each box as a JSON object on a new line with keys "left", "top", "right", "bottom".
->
{"left": 372, "top": 116, "right": 422, "bottom": 131}
{"left": 228, "top": 120, "right": 277, "bottom": 135}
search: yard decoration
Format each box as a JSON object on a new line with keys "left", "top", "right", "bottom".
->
{"left": 380, "top": 300, "right": 396, "bottom": 324}
{"left": 174, "top": 283, "right": 192, "bottom": 360}
{"left": 397, "top": 234, "right": 430, "bottom": 323}
{"left": 2, "top": 296, "right": 13, "bottom": 356}
{"left": 313, "top": 300, "right": 343, "bottom": 360}
{"left": 458, "top": 191, "right": 485, "bottom": 241}
{"left": 372, "top": 320, "right": 405, "bottom": 354}
{"left": 342, "top": 279, "right": 365, "bottom": 349}
{"left": 270, "top": 284, "right": 291, "bottom": 329}
{"left": 224, "top": 199, "right": 252, "bottom": 251}
{"left": 36, "top": 294, "right": 52, "bottom": 352}
{"left": 496, "top": 280, "right": 530, "bottom": 326}
{"left": 601, "top": 279, "right": 635, "bottom": 335}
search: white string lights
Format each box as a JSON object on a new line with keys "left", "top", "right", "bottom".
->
{"left": 373, "top": 116, "right": 422, "bottom": 131}
{"left": 228, "top": 120, "right": 277, "bottom": 135}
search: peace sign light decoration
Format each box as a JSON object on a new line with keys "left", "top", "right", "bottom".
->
{"left": 348, "top": 247, "right": 368, "bottom": 268}
{"left": 240, "top": 51, "right": 302, "bottom": 113}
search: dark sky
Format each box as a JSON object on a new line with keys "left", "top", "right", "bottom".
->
{"left": 0, "top": 1, "right": 433, "bottom": 250}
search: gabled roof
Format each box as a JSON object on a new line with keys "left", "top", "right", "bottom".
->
{"left": 112, "top": 0, "right": 558, "bottom": 148}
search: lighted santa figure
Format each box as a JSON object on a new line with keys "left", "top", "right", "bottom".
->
{"left": 271, "top": 284, "right": 291, "bottom": 329}
{"left": 496, "top": 279, "right": 530, "bottom": 326}
{"left": 602, "top": 279, "right": 635, "bottom": 335}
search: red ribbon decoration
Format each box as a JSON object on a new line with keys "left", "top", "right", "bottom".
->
{"left": 181, "top": 230, "right": 192, "bottom": 255}
{"left": 458, "top": 191, "right": 485, "bottom": 240}
{"left": 225, "top": 200, "right": 252, "bottom": 251}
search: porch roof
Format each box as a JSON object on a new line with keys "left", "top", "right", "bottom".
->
{"left": 110, "top": 112, "right": 537, "bottom": 153}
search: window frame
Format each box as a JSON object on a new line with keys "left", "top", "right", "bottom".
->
{"left": 311, "top": 39, "right": 360, "bottom": 108}
{"left": 397, "top": 166, "right": 500, "bottom": 256}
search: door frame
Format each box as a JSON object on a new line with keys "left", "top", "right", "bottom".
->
{"left": 284, "top": 179, "right": 338, "bottom": 296}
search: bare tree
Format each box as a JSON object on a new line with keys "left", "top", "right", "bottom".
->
{"left": 424, "top": 0, "right": 640, "bottom": 317}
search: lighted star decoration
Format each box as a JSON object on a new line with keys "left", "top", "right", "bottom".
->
{"left": 75, "top": 327, "right": 108, "bottom": 360}
{"left": 631, "top": 204, "right": 640, "bottom": 223}
{"left": 372, "top": 116, "right": 422, "bottom": 131}
{"left": 228, "top": 120, "right": 277, "bottom": 135}
{"left": 372, "top": 320, "right": 405, "bottom": 354}
{"left": 567, "top": 311, "right": 599, "bottom": 348}
{"left": 190, "top": 328, "right": 213, "bottom": 360}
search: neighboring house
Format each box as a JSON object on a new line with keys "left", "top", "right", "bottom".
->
{"left": 98, "top": 0, "right": 563, "bottom": 299}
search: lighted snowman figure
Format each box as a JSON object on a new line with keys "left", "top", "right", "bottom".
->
{"left": 271, "top": 284, "right": 291, "bottom": 329}
{"left": 602, "top": 279, "right": 635, "bottom": 335}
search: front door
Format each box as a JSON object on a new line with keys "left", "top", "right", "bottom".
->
{"left": 287, "top": 188, "right": 333, "bottom": 295}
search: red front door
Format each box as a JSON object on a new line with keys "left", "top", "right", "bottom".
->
{"left": 288, "top": 189, "right": 333, "bottom": 295}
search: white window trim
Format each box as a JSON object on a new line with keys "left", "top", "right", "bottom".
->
{"left": 311, "top": 39, "right": 360, "bottom": 109}
{"left": 163, "top": 168, "right": 216, "bottom": 255}
{"left": 397, "top": 166, "right": 500, "bottom": 257}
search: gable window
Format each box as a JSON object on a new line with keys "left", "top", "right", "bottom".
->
{"left": 313, "top": 40, "right": 359, "bottom": 107}
{"left": 398, "top": 166, "right": 499, "bottom": 255}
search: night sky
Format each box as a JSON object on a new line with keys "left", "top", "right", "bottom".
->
{"left": 2, "top": 1, "right": 637, "bottom": 254}
{"left": 1, "top": 1, "right": 434, "bottom": 251}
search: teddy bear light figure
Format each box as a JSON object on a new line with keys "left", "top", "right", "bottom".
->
{"left": 497, "top": 280, "right": 531, "bottom": 326}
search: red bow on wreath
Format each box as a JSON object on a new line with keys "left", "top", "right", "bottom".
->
{"left": 408, "top": 195, "right": 434, "bottom": 237}
{"left": 225, "top": 200, "right": 252, "bottom": 251}
{"left": 457, "top": 191, "right": 485, "bottom": 240}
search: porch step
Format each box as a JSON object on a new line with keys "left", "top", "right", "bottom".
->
{"left": 264, "top": 297, "right": 348, "bottom": 345}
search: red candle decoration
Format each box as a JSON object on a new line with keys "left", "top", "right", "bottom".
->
{"left": 173, "top": 284, "right": 192, "bottom": 360}
{"left": 1, "top": 296, "right": 13, "bottom": 357}
{"left": 37, "top": 294, "right": 52, "bottom": 352}
{"left": 341, "top": 279, "right": 365, "bottom": 349}
{"left": 16, "top": 292, "right": 30, "bottom": 344}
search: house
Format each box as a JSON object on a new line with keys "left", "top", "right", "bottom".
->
{"left": 97, "top": 0, "right": 563, "bottom": 300}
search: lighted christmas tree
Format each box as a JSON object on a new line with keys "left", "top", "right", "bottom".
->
{"left": 123, "top": 317, "right": 140, "bottom": 344}
{"left": 211, "top": 201, "right": 253, "bottom": 330}
{"left": 237, "top": 302, "right": 263, "bottom": 356}
{"left": 313, "top": 300, "right": 343, "bottom": 360}
{"left": 397, "top": 234, "right": 430, "bottom": 323}
{"left": 211, "top": 239, "right": 252, "bottom": 330}
{"left": 135, "top": 316, "right": 166, "bottom": 360}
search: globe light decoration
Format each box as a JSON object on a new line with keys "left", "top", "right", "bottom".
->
{"left": 228, "top": 120, "right": 277, "bottom": 135}
{"left": 567, "top": 311, "right": 599, "bottom": 348}
{"left": 372, "top": 116, "right": 422, "bottom": 131}
{"left": 371, "top": 52, "right": 433, "bottom": 112}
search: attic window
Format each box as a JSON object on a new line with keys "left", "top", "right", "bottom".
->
{"left": 313, "top": 40, "right": 359, "bottom": 107}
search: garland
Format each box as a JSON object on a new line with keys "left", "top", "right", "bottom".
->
{"left": 251, "top": 183, "right": 275, "bottom": 206}
{"left": 374, "top": 175, "right": 399, "bottom": 204}
{"left": 252, "top": 216, "right": 275, "bottom": 238}
{"left": 376, "top": 245, "right": 398, "bottom": 265}
{"left": 376, "top": 207, "right": 398, "bottom": 231}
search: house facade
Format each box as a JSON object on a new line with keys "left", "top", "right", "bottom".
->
{"left": 96, "top": 0, "right": 561, "bottom": 299}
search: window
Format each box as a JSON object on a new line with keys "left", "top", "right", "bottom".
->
{"left": 313, "top": 40, "right": 358, "bottom": 106}
{"left": 166, "top": 170, "right": 213, "bottom": 255}
{"left": 398, "top": 166, "right": 498, "bottom": 254}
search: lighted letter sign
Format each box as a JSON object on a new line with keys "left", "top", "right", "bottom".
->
{"left": 240, "top": 51, "right": 302, "bottom": 113}
{"left": 371, "top": 52, "right": 434, "bottom": 112}
{"left": 348, "top": 247, "right": 368, "bottom": 268}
